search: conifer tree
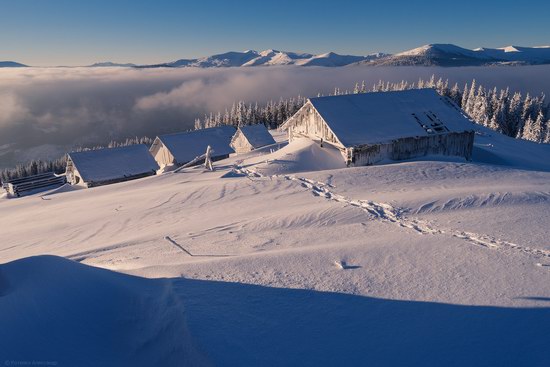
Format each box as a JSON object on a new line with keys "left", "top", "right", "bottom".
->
{"left": 449, "top": 83, "right": 461, "bottom": 104}
{"left": 472, "top": 85, "right": 489, "bottom": 126}
{"left": 461, "top": 83, "right": 469, "bottom": 109}
{"left": 522, "top": 110, "right": 545, "bottom": 142}
{"left": 543, "top": 120, "right": 550, "bottom": 144}
{"left": 464, "top": 80, "right": 477, "bottom": 115}
{"left": 507, "top": 92, "right": 523, "bottom": 137}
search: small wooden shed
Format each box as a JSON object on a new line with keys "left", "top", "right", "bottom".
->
{"left": 2, "top": 172, "right": 66, "bottom": 197}
{"left": 230, "top": 124, "right": 276, "bottom": 153}
{"left": 149, "top": 126, "right": 237, "bottom": 167}
{"left": 280, "top": 89, "right": 475, "bottom": 166}
{"left": 66, "top": 144, "right": 159, "bottom": 188}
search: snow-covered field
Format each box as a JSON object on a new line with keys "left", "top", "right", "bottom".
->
{"left": 1, "top": 128, "right": 549, "bottom": 366}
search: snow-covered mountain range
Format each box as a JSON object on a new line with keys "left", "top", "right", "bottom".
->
{"left": 3, "top": 44, "right": 550, "bottom": 68}
{"left": 140, "top": 49, "right": 387, "bottom": 68}
{"left": 108, "top": 45, "right": 550, "bottom": 68}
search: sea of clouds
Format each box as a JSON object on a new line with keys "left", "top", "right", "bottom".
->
{"left": 1, "top": 65, "right": 549, "bottom": 168}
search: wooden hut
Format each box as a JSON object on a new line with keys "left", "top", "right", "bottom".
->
{"left": 280, "top": 89, "right": 475, "bottom": 166}
{"left": 230, "top": 124, "right": 276, "bottom": 153}
{"left": 149, "top": 126, "right": 236, "bottom": 167}
{"left": 66, "top": 144, "right": 159, "bottom": 188}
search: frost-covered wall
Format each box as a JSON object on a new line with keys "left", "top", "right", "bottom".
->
{"left": 285, "top": 102, "right": 342, "bottom": 147}
{"left": 65, "top": 157, "right": 86, "bottom": 187}
{"left": 150, "top": 139, "right": 176, "bottom": 167}
{"left": 348, "top": 132, "right": 474, "bottom": 166}
{"left": 231, "top": 130, "right": 253, "bottom": 153}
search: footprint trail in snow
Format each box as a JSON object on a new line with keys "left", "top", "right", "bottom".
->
{"left": 234, "top": 165, "right": 550, "bottom": 262}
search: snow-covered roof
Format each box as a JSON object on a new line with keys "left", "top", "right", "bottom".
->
{"left": 157, "top": 126, "right": 236, "bottom": 164}
{"left": 68, "top": 144, "right": 159, "bottom": 183}
{"left": 235, "top": 124, "right": 276, "bottom": 149}
{"left": 306, "top": 89, "right": 474, "bottom": 147}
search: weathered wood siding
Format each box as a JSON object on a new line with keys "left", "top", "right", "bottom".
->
{"left": 286, "top": 103, "right": 341, "bottom": 147}
{"left": 72, "top": 168, "right": 87, "bottom": 187}
{"left": 230, "top": 130, "right": 253, "bottom": 153}
{"left": 150, "top": 140, "right": 176, "bottom": 167}
{"left": 65, "top": 157, "right": 86, "bottom": 186}
{"left": 349, "top": 131, "right": 474, "bottom": 166}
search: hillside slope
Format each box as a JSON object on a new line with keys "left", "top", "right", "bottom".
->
{"left": 1, "top": 128, "right": 549, "bottom": 366}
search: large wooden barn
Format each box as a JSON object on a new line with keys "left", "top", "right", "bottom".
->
{"left": 66, "top": 144, "right": 159, "bottom": 188}
{"left": 280, "top": 89, "right": 475, "bottom": 166}
{"left": 150, "top": 126, "right": 237, "bottom": 167}
{"left": 230, "top": 124, "right": 276, "bottom": 153}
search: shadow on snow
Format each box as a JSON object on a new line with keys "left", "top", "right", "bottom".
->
{"left": 174, "top": 277, "right": 550, "bottom": 367}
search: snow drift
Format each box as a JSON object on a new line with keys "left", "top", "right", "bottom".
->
{"left": 0, "top": 255, "right": 208, "bottom": 367}
{"left": 242, "top": 137, "right": 346, "bottom": 175}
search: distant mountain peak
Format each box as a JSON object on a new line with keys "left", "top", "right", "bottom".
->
{"left": 395, "top": 44, "right": 476, "bottom": 57}
{"left": 89, "top": 62, "right": 136, "bottom": 67}
{"left": 500, "top": 46, "right": 520, "bottom": 52}
{"left": 0, "top": 61, "right": 27, "bottom": 68}
{"left": 365, "top": 43, "right": 550, "bottom": 66}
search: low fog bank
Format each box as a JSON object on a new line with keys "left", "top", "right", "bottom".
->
{"left": 1, "top": 65, "right": 549, "bottom": 169}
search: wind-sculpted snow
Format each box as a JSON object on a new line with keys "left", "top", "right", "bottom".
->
{"left": 234, "top": 164, "right": 550, "bottom": 261}
{"left": 414, "top": 191, "right": 550, "bottom": 213}
{"left": 0, "top": 255, "right": 208, "bottom": 366}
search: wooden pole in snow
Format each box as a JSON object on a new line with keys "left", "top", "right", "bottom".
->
{"left": 204, "top": 145, "right": 213, "bottom": 171}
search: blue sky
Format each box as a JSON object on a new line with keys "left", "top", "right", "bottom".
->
{"left": 1, "top": 0, "right": 549, "bottom": 66}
